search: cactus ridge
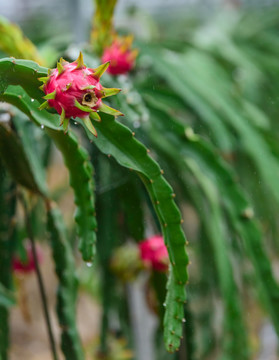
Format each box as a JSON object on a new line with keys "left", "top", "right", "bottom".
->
{"left": 89, "top": 114, "right": 189, "bottom": 352}
{"left": 47, "top": 206, "right": 85, "bottom": 360}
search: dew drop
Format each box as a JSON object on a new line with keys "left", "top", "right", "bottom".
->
{"left": 74, "top": 121, "right": 78, "bottom": 125}
{"left": 31, "top": 98, "right": 35, "bottom": 102}
{"left": 163, "top": 303, "right": 166, "bottom": 307}
{"left": 182, "top": 318, "right": 186, "bottom": 323}
{"left": 86, "top": 261, "right": 93, "bottom": 267}
{"left": 40, "top": 124, "right": 45, "bottom": 129}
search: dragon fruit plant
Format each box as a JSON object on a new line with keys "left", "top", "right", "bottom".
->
{"left": 1, "top": 3, "right": 279, "bottom": 360}
{"left": 0, "top": 7, "right": 189, "bottom": 359}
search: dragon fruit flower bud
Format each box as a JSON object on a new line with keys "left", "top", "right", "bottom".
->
{"left": 110, "top": 243, "right": 143, "bottom": 282}
{"left": 38, "top": 52, "right": 123, "bottom": 136}
{"left": 139, "top": 235, "right": 169, "bottom": 273}
{"left": 102, "top": 36, "right": 138, "bottom": 76}
{"left": 13, "top": 243, "right": 43, "bottom": 274}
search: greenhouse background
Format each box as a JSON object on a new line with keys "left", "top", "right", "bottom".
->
{"left": 3, "top": 0, "right": 279, "bottom": 45}
{"left": 2, "top": 0, "right": 279, "bottom": 360}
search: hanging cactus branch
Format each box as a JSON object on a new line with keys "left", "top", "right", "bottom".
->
{"left": 0, "top": 168, "right": 16, "bottom": 360}
{"left": 0, "top": 16, "right": 44, "bottom": 65}
{"left": 47, "top": 204, "right": 85, "bottom": 360}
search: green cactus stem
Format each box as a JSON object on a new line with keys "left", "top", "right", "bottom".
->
{"left": 46, "top": 128, "right": 97, "bottom": 262}
{"left": 0, "top": 119, "right": 46, "bottom": 195}
{"left": 147, "top": 104, "right": 279, "bottom": 348}
{"left": 0, "top": 16, "right": 44, "bottom": 64}
{"left": 0, "top": 166, "right": 16, "bottom": 360}
{"left": 90, "top": 0, "right": 118, "bottom": 56}
{"left": 47, "top": 204, "right": 85, "bottom": 360}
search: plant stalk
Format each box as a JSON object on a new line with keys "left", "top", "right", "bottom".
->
{"left": 20, "top": 195, "right": 59, "bottom": 360}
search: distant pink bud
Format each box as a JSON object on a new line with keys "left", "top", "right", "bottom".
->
{"left": 102, "top": 36, "right": 138, "bottom": 76}
{"left": 13, "top": 243, "right": 43, "bottom": 274}
{"left": 139, "top": 235, "right": 169, "bottom": 272}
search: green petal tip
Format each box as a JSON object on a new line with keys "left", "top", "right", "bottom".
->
{"left": 75, "top": 52, "right": 85, "bottom": 69}
{"left": 93, "top": 61, "right": 110, "bottom": 79}
{"left": 43, "top": 90, "right": 56, "bottom": 100}
{"left": 74, "top": 99, "right": 92, "bottom": 113}
{"left": 83, "top": 116, "right": 97, "bottom": 137}
{"left": 98, "top": 103, "right": 123, "bottom": 117}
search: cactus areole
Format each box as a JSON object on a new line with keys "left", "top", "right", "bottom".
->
{"left": 39, "top": 52, "right": 123, "bottom": 136}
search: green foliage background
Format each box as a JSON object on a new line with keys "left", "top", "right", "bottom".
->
{"left": 1, "top": 4, "right": 279, "bottom": 360}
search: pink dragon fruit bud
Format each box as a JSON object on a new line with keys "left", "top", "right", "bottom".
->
{"left": 38, "top": 52, "right": 123, "bottom": 136}
{"left": 139, "top": 235, "right": 169, "bottom": 273}
{"left": 101, "top": 36, "right": 138, "bottom": 76}
{"left": 13, "top": 243, "right": 43, "bottom": 274}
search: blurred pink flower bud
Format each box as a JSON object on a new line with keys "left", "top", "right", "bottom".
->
{"left": 102, "top": 36, "right": 138, "bottom": 76}
{"left": 139, "top": 235, "right": 169, "bottom": 272}
{"left": 13, "top": 243, "right": 43, "bottom": 274}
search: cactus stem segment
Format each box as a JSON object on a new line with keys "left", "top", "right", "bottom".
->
{"left": 93, "top": 61, "right": 110, "bottom": 79}
{"left": 83, "top": 116, "right": 97, "bottom": 137}
{"left": 98, "top": 103, "right": 123, "bottom": 117}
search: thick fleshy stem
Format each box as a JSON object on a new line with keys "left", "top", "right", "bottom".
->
{"left": 90, "top": 0, "right": 118, "bottom": 56}
{"left": 0, "top": 16, "right": 44, "bottom": 65}
{"left": 0, "top": 166, "right": 16, "bottom": 360}
{"left": 19, "top": 194, "right": 59, "bottom": 360}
